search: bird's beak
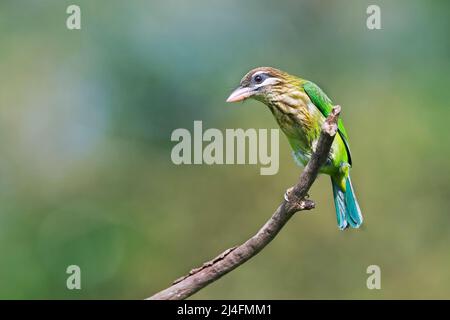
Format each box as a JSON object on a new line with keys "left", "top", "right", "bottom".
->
{"left": 226, "top": 86, "right": 253, "bottom": 103}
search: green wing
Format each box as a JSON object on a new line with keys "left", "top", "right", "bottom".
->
{"left": 303, "top": 81, "right": 352, "bottom": 165}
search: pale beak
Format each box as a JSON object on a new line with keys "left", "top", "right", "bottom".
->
{"left": 226, "top": 86, "right": 254, "bottom": 102}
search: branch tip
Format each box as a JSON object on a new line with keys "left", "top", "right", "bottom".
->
{"left": 321, "top": 105, "right": 340, "bottom": 136}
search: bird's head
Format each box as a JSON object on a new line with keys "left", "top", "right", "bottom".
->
{"left": 226, "top": 67, "right": 298, "bottom": 104}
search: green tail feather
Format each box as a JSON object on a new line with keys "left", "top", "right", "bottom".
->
{"left": 331, "top": 176, "right": 363, "bottom": 230}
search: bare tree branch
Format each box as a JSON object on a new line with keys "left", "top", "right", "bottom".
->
{"left": 147, "top": 105, "right": 342, "bottom": 300}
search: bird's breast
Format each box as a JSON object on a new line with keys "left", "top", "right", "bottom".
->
{"left": 268, "top": 97, "right": 323, "bottom": 151}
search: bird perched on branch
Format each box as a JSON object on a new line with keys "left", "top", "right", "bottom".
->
{"left": 226, "top": 67, "right": 363, "bottom": 230}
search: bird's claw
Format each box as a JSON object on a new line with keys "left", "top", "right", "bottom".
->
{"left": 284, "top": 186, "right": 315, "bottom": 211}
{"left": 285, "top": 187, "right": 309, "bottom": 201}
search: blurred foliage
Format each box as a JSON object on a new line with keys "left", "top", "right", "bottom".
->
{"left": 0, "top": 0, "right": 449, "bottom": 299}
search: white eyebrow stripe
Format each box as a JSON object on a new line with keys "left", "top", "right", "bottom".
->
{"left": 255, "top": 77, "right": 280, "bottom": 88}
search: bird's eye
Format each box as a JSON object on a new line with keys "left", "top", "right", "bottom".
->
{"left": 254, "top": 74, "right": 263, "bottom": 84}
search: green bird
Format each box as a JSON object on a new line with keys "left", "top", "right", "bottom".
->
{"left": 226, "top": 67, "right": 362, "bottom": 230}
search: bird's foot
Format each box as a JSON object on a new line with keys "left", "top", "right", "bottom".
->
{"left": 284, "top": 187, "right": 315, "bottom": 211}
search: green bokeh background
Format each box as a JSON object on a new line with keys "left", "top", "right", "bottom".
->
{"left": 0, "top": 0, "right": 449, "bottom": 299}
